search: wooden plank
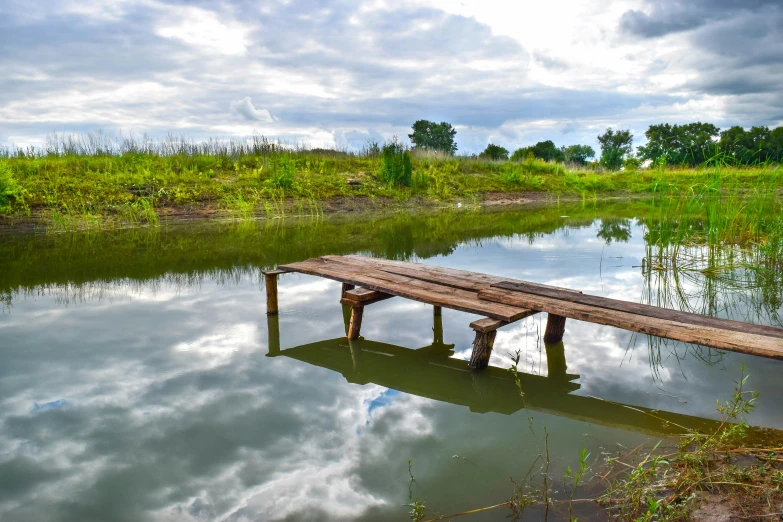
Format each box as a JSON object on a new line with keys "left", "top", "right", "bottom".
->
{"left": 491, "top": 281, "right": 783, "bottom": 341}
{"left": 328, "top": 255, "right": 583, "bottom": 295}
{"left": 470, "top": 317, "right": 507, "bottom": 333}
{"left": 344, "top": 288, "right": 389, "bottom": 302}
{"left": 340, "top": 293, "right": 394, "bottom": 307}
{"left": 279, "top": 258, "right": 536, "bottom": 322}
{"left": 262, "top": 269, "right": 286, "bottom": 276}
{"left": 478, "top": 288, "right": 783, "bottom": 358}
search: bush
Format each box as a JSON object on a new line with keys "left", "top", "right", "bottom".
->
{"left": 0, "top": 163, "right": 23, "bottom": 212}
{"left": 624, "top": 157, "right": 641, "bottom": 171}
{"left": 479, "top": 143, "right": 509, "bottom": 161}
{"left": 378, "top": 140, "right": 412, "bottom": 186}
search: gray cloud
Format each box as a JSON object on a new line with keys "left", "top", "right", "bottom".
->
{"left": 0, "top": 0, "right": 781, "bottom": 154}
{"left": 229, "top": 97, "right": 274, "bottom": 122}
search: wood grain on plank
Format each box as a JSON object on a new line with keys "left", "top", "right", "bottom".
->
{"left": 491, "top": 281, "right": 783, "bottom": 340}
{"left": 478, "top": 288, "right": 783, "bottom": 358}
{"left": 280, "top": 258, "right": 536, "bottom": 322}
{"left": 469, "top": 317, "right": 508, "bottom": 333}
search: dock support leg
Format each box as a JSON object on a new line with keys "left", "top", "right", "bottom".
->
{"left": 545, "top": 341, "right": 567, "bottom": 380}
{"left": 341, "top": 282, "right": 355, "bottom": 296}
{"left": 544, "top": 314, "right": 567, "bottom": 343}
{"left": 469, "top": 329, "right": 497, "bottom": 370}
{"left": 348, "top": 306, "right": 364, "bottom": 340}
{"left": 263, "top": 270, "right": 284, "bottom": 315}
{"left": 433, "top": 307, "right": 444, "bottom": 346}
{"left": 266, "top": 314, "right": 280, "bottom": 356}
{"left": 342, "top": 303, "right": 352, "bottom": 336}
{"left": 433, "top": 305, "right": 442, "bottom": 316}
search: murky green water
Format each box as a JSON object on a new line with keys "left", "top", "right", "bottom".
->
{"left": 2, "top": 203, "right": 783, "bottom": 521}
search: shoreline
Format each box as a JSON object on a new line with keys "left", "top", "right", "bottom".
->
{"left": 0, "top": 191, "right": 651, "bottom": 235}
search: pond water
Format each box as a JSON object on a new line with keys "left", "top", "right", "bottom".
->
{"left": 2, "top": 202, "right": 783, "bottom": 522}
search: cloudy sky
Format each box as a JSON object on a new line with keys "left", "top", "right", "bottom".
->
{"left": 1, "top": 0, "right": 782, "bottom": 153}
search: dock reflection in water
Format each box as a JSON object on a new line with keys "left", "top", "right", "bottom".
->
{"left": 267, "top": 309, "right": 737, "bottom": 440}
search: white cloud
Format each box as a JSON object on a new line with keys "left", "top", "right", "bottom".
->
{"left": 229, "top": 97, "right": 275, "bottom": 123}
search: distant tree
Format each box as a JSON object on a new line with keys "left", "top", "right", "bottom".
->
{"left": 530, "top": 140, "right": 564, "bottom": 162}
{"left": 408, "top": 120, "right": 457, "bottom": 154}
{"left": 479, "top": 143, "right": 509, "bottom": 161}
{"left": 598, "top": 128, "right": 633, "bottom": 170}
{"left": 719, "top": 125, "right": 772, "bottom": 165}
{"left": 769, "top": 127, "right": 783, "bottom": 163}
{"left": 637, "top": 122, "right": 720, "bottom": 167}
{"left": 510, "top": 147, "right": 534, "bottom": 162}
{"left": 561, "top": 144, "right": 595, "bottom": 165}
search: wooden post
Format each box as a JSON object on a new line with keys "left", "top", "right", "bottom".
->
{"left": 544, "top": 314, "right": 567, "bottom": 343}
{"left": 469, "top": 329, "right": 497, "bottom": 370}
{"left": 266, "top": 314, "right": 280, "bottom": 356}
{"left": 342, "top": 303, "right": 352, "bottom": 336}
{"left": 545, "top": 341, "right": 567, "bottom": 380}
{"left": 263, "top": 269, "right": 284, "bottom": 315}
{"left": 433, "top": 307, "right": 444, "bottom": 346}
{"left": 433, "top": 305, "right": 442, "bottom": 316}
{"left": 468, "top": 318, "right": 505, "bottom": 370}
{"left": 348, "top": 306, "right": 364, "bottom": 340}
{"left": 341, "top": 282, "right": 355, "bottom": 296}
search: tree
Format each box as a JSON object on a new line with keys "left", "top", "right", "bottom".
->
{"left": 637, "top": 122, "right": 720, "bottom": 167}
{"left": 769, "top": 127, "right": 783, "bottom": 163}
{"left": 408, "top": 120, "right": 457, "bottom": 154}
{"left": 479, "top": 143, "right": 509, "bottom": 161}
{"left": 597, "top": 128, "right": 633, "bottom": 170}
{"left": 561, "top": 144, "right": 595, "bottom": 165}
{"left": 720, "top": 126, "right": 771, "bottom": 165}
{"left": 529, "top": 140, "right": 564, "bottom": 162}
{"left": 510, "top": 147, "right": 533, "bottom": 161}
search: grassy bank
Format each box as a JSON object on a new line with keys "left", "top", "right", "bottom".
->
{"left": 1, "top": 146, "right": 782, "bottom": 230}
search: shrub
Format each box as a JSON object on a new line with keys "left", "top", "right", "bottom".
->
{"left": 0, "top": 163, "right": 23, "bottom": 212}
{"left": 479, "top": 143, "right": 509, "bottom": 161}
{"left": 624, "top": 157, "right": 641, "bottom": 171}
{"left": 378, "top": 139, "right": 412, "bottom": 186}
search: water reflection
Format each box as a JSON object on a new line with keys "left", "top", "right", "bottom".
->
{"left": 1, "top": 203, "right": 783, "bottom": 521}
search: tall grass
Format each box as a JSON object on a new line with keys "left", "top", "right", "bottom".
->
{"left": 1, "top": 132, "right": 782, "bottom": 229}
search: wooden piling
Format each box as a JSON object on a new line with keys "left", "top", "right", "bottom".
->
{"left": 433, "top": 307, "right": 444, "bottom": 346}
{"left": 433, "top": 305, "right": 442, "bottom": 316}
{"left": 263, "top": 270, "right": 285, "bottom": 315}
{"left": 544, "top": 313, "right": 567, "bottom": 343}
{"left": 469, "top": 329, "right": 497, "bottom": 370}
{"left": 348, "top": 306, "right": 364, "bottom": 340}
{"left": 341, "top": 282, "right": 355, "bottom": 296}
{"left": 266, "top": 314, "right": 280, "bottom": 356}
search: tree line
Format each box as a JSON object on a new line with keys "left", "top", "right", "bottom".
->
{"left": 407, "top": 119, "right": 783, "bottom": 170}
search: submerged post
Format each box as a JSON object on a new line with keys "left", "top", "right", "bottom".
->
{"left": 433, "top": 307, "right": 444, "bottom": 346}
{"left": 263, "top": 269, "right": 285, "bottom": 315}
{"left": 433, "top": 305, "right": 442, "bottom": 316}
{"left": 266, "top": 314, "right": 280, "bottom": 356}
{"left": 544, "top": 314, "right": 567, "bottom": 343}
{"left": 468, "top": 318, "right": 505, "bottom": 370}
{"left": 348, "top": 306, "right": 364, "bottom": 340}
{"left": 469, "top": 330, "right": 497, "bottom": 370}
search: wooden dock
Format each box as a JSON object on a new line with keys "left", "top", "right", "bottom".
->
{"left": 265, "top": 255, "right": 783, "bottom": 369}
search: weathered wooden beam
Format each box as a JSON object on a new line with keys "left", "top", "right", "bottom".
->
{"left": 348, "top": 306, "right": 364, "bottom": 340}
{"left": 340, "top": 288, "right": 393, "bottom": 307}
{"left": 469, "top": 317, "right": 508, "bottom": 333}
{"left": 544, "top": 314, "right": 567, "bottom": 343}
{"left": 262, "top": 269, "right": 285, "bottom": 315}
{"left": 341, "top": 282, "right": 355, "bottom": 296}
{"left": 478, "top": 287, "right": 783, "bottom": 359}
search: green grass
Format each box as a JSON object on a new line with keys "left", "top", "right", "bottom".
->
{"left": 1, "top": 144, "right": 781, "bottom": 227}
